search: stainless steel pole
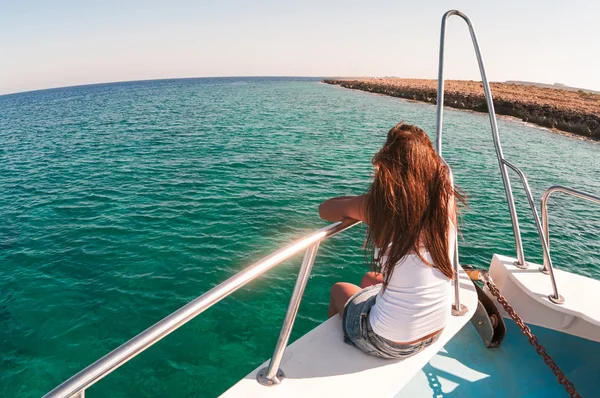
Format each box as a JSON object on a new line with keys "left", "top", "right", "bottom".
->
{"left": 435, "top": 14, "right": 448, "bottom": 156}
{"left": 435, "top": 10, "right": 526, "bottom": 267}
{"left": 44, "top": 220, "right": 359, "bottom": 397}
{"left": 540, "top": 186, "right": 600, "bottom": 273}
{"left": 257, "top": 243, "right": 321, "bottom": 385}
{"left": 501, "top": 160, "right": 563, "bottom": 303}
{"left": 439, "top": 159, "right": 465, "bottom": 315}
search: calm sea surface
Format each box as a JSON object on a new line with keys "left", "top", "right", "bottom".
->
{"left": 1, "top": 77, "right": 599, "bottom": 397}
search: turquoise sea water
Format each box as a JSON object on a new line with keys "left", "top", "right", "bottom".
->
{"left": 1, "top": 77, "right": 599, "bottom": 397}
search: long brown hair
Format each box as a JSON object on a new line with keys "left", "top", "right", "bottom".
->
{"left": 365, "top": 122, "right": 465, "bottom": 289}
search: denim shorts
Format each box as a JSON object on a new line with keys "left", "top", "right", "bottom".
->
{"left": 342, "top": 284, "right": 440, "bottom": 359}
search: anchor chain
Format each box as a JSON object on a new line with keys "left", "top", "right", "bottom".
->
{"left": 481, "top": 272, "right": 581, "bottom": 398}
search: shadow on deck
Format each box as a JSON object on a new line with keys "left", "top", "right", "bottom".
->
{"left": 398, "top": 321, "right": 600, "bottom": 398}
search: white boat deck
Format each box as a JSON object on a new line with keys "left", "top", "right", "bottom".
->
{"left": 397, "top": 319, "right": 600, "bottom": 398}
{"left": 488, "top": 254, "right": 600, "bottom": 342}
{"left": 221, "top": 268, "right": 477, "bottom": 397}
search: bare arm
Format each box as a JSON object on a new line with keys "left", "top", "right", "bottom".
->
{"left": 318, "top": 194, "right": 368, "bottom": 223}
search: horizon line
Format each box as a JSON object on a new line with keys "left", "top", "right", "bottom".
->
{"left": 0, "top": 75, "right": 331, "bottom": 97}
{"left": 2, "top": 75, "right": 590, "bottom": 98}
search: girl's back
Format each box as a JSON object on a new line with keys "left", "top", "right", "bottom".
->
{"left": 321, "top": 121, "right": 464, "bottom": 359}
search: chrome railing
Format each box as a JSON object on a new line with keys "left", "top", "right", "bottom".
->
{"left": 44, "top": 212, "right": 471, "bottom": 396}
{"left": 501, "top": 160, "right": 563, "bottom": 303}
{"left": 435, "top": 10, "right": 526, "bottom": 268}
{"left": 540, "top": 185, "right": 600, "bottom": 290}
{"left": 440, "top": 158, "right": 466, "bottom": 316}
{"left": 44, "top": 219, "right": 360, "bottom": 397}
{"left": 434, "top": 10, "right": 576, "bottom": 304}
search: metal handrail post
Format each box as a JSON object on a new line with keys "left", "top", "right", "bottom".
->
{"left": 501, "top": 160, "right": 563, "bottom": 304}
{"left": 440, "top": 159, "right": 466, "bottom": 316}
{"left": 435, "top": 10, "right": 526, "bottom": 267}
{"left": 541, "top": 185, "right": 600, "bottom": 273}
{"left": 257, "top": 243, "right": 321, "bottom": 385}
{"left": 44, "top": 219, "right": 360, "bottom": 397}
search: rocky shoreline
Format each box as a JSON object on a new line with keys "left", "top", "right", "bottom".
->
{"left": 322, "top": 78, "right": 600, "bottom": 140}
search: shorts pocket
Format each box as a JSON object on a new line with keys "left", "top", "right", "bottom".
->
{"left": 359, "top": 313, "right": 369, "bottom": 338}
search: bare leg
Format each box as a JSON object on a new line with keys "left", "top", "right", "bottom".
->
{"left": 328, "top": 282, "right": 361, "bottom": 318}
{"left": 360, "top": 271, "right": 384, "bottom": 288}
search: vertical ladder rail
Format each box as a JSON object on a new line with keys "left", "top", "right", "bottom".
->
{"left": 435, "top": 10, "right": 527, "bottom": 268}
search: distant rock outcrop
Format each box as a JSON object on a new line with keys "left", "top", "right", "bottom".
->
{"left": 322, "top": 78, "right": 600, "bottom": 140}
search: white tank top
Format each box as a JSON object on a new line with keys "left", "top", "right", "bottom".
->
{"left": 368, "top": 224, "right": 455, "bottom": 343}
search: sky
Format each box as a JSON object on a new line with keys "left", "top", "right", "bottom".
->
{"left": 1, "top": 0, "right": 599, "bottom": 95}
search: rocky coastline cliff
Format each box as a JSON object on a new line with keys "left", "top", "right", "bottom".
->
{"left": 322, "top": 78, "right": 600, "bottom": 140}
